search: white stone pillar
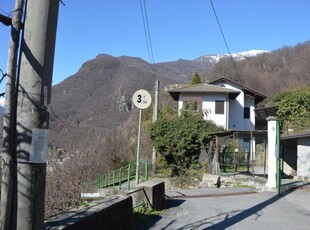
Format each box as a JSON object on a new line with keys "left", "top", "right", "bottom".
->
{"left": 266, "top": 116, "right": 277, "bottom": 189}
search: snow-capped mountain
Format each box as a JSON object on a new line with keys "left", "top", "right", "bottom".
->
{"left": 194, "top": 50, "right": 270, "bottom": 64}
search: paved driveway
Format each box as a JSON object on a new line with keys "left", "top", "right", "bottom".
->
{"left": 143, "top": 188, "right": 310, "bottom": 230}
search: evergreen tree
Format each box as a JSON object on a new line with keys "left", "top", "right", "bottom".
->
{"left": 191, "top": 72, "right": 201, "bottom": 85}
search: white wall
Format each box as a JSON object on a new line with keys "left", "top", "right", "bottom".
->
{"left": 297, "top": 137, "right": 310, "bottom": 177}
{"left": 178, "top": 93, "right": 228, "bottom": 129}
{"left": 178, "top": 94, "right": 183, "bottom": 116}
{"left": 202, "top": 94, "right": 228, "bottom": 129}
{"left": 244, "top": 96, "right": 255, "bottom": 130}
{"left": 177, "top": 82, "right": 256, "bottom": 131}
{"left": 213, "top": 82, "right": 256, "bottom": 131}
{"left": 215, "top": 83, "right": 244, "bottom": 130}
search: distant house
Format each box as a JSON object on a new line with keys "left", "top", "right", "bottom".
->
{"left": 166, "top": 78, "right": 267, "bottom": 131}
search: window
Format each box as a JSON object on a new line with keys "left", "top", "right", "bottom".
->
{"left": 184, "top": 101, "right": 198, "bottom": 112}
{"left": 215, "top": 100, "right": 224, "bottom": 114}
{"left": 244, "top": 107, "right": 250, "bottom": 119}
{"left": 183, "top": 95, "right": 202, "bottom": 112}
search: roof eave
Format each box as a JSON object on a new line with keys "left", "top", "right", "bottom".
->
{"left": 210, "top": 77, "right": 267, "bottom": 103}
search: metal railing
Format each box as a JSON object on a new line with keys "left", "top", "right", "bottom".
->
{"left": 96, "top": 160, "right": 149, "bottom": 191}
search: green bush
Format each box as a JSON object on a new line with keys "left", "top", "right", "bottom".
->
{"left": 270, "top": 87, "right": 310, "bottom": 132}
{"left": 150, "top": 110, "right": 222, "bottom": 177}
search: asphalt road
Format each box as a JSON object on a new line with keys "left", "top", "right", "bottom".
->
{"left": 143, "top": 187, "right": 310, "bottom": 230}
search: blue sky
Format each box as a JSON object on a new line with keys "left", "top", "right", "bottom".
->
{"left": 1, "top": 0, "right": 310, "bottom": 93}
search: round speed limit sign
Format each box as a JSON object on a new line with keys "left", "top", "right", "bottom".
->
{"left": 132, "top": 89, "right": 152, "bottom": 109}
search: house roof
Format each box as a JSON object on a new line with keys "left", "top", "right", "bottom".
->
{"left": 255, "top": 106, "right": 277, "bottom": 120}
{"left": 281, "top": 130, "right": 310, "bottom": 141}
{"left": 210, "top": 130, "right": 267, "bottom": 138}
{"left": 209, "top": 78, "right": 267, "bottom": 104}
{"left": 166, "top": 83, "right": 240, "bottom": 101}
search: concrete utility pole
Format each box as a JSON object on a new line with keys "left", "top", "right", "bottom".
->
{"left": 14, "top": 0, "right": 60, "bottom": 229}
{"left": 151, "top": 80, "right": 159, "bottom": 174}
{"left": 0, "top": 1, "right": 24, "bottom": 229}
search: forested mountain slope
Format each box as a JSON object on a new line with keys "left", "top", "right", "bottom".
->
{"left": 49, "top": 41, "right": 310, "bottom": 152}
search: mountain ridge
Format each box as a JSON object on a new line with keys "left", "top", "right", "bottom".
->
{"left": 194, "top": 50, "right": 270, "bottom": 64}
{"left": 20, "top": 42, "right": 310, "bottom": 153}
{"left": 49, "top": 50, "right": 269, "bottom": 151}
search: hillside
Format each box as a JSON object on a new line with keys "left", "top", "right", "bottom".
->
{"left": 49, "top": 54, "right": 207, "bottom": 151}
{"left": 49, "top": 41, "right": 310, "bottom": 153}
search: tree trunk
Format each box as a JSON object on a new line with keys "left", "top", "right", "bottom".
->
{"left": 210, "top": 136, "right": 220, "bottom": 175}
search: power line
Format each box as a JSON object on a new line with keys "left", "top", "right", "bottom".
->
{"left": 139, "top": 0, "right": 153, "bottom": 64}
{"left": 0, "top": 8, "right": 10, "bottom": 16}
{"left": 139, "top": 0, "right": 156, "bottom": 73}
{"left": 209, "top": 0, "right": 241, "bottom": 81}
{"left": 59, "top": 0, "right": 66, "bottom": 6}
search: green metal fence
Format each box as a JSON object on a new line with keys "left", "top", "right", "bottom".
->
{"left": 219, "top": 151, "right": 250, "bottom": 173}
{"left": 96, "top": 160, "right": 150, "bottom": 191}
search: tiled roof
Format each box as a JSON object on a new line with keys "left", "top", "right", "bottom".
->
{"left": 166, "top": 83, "right": 240, "bottom": 93}
{"left": 166, "top": 78, "right": 267, "bottom": 104}
{"left": 165, "top": 83, "right": 240, "bottom": 101}
{"left": 210, "top": 78, "right": 267, "bottom": 103}
{"left": 281, "top": 130, "right": 310, "bottom": 140}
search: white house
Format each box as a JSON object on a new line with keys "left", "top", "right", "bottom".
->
{"left": 166, "top": 78, "right": 267, "bottom": 131}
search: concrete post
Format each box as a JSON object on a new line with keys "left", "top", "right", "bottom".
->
{"left": 266, "top": 116, "right": 277, "bottom": 189}
{"left": 152, "top": 80, "right": 159, "bottom": 174}
{"left": 15, "top": 0, "right": 59, "bottom": 229}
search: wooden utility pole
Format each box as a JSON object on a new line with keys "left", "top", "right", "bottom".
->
{"left": 0, "top": 0, "right": 24, "bottom": 229}
{"left": 14, "top": 0, "right": 60, "bottom": 229}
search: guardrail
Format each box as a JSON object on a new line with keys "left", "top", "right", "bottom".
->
{"left": 96, "top": 160, "right": 149, "bottom": 191}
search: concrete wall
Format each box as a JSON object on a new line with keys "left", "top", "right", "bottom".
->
{"left": 45, "top": 195, "right": 132, "bottom": 230}
{"left": 297, "top": 137, "right": 310, "bottom": 177}
{"left": 132, "top": 180, "right": 165, "bottom": 211}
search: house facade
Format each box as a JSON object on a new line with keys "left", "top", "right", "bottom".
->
{"left": 166, "top": 78, "right": 266, "bottom": 131}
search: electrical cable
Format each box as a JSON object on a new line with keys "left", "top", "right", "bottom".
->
{"left": 139, "top": 0, "right": 152, "bottom": 64}
{"left": 139, "top": 0, "right": 157, "bottom": 74}
{"left": 140, "top": 0, "right": 155, "bottom": 65}
{"left": 209, "top": 0, "right": 241, "bottom": 82}
{"left": 59, "top": 0, "right": 66, "bottom": 6}
{"left": 0, "top": 8, "right": 10, "bottom": 16}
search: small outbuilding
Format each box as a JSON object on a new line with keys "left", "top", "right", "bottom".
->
{"left": 281, "top": 130, "right": 310, "bottom": 179}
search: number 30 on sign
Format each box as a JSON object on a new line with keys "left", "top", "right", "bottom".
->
{"left": 132, "top": 89, "right": 152, "bottom": 109}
